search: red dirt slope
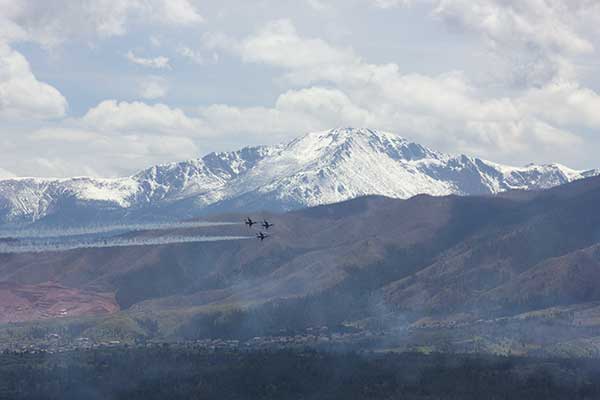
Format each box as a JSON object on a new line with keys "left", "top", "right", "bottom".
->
{"left": 0, "top": 282, "right": 118, "bottom": 324}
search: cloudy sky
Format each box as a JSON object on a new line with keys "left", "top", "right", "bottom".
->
{"left": 1, "top": 0, "right": 599, "bottom": 178}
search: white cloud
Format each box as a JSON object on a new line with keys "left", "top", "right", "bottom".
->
{"left": 204, "top": 19, "right": 372, "bottom": 86}
{"left": 13, "top": 102, "right": 205, "bottom": 177}
{"left": 138, "top": 76, "right": 169, "bottom": 99}
{"left": 276, "top": 87, "right": 370, "bottom": 125}
{"left": 0, "top": 43, "right": 67, "bottom": 119}
{"left": 432, "top": 0, "right": 599, "bottom": 87}
{"left": 1, "top": 1, "right": 600, "bottom": 178}
{"left": 237, "top": 19, "right": 358, "bottom": 69}
{"left": 25, "top": 127, "right": 200, "bottom": 177}
{"left": 198, "top": 87, "right": 369, "bottom": 143}
{"left": 202, "top": 18, "right": 599, "bottom": 166}
{"left": 365, "top": 0, "right": 600, "bottom": 87}
{"left": 433, "top": 0, "right": 594, "bottom": 55}
{"left": 519, "top": 82, "right": 600, "bottom": 131}
{"left": 149, "top": 35, "right": 162, "bottom": 47}
{"left": 65, "top": 99, "right": 226, "bottom": 164}
{"left": 158, "top": 0, "right": 204, "bottom": 25}
{"left": 306, "top": 0, "right": 334, "bottom": 11}
{"left": 32, "top": 127, "right": 100, "bottom": 143}
{"left": 126, "top": 50, "right": 171, "bottom": 69}
{"left": 371, "top": 0, "right": 414, "bottom": 9}
{"left": 177, "top": 46, "right": 204, "bottom": 64}
{"left": 0, "top": 0, "right": 204, "bottom": 47}
{"left": 82, "top": 100, "right": 204, "bottom": 135}
{"left": 199, "top": 103, "right": 309, "bottom": 140}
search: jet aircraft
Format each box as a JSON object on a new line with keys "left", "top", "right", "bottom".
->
{"left": 261, "top": 219, "right": 274, "bottom": 229}
{"left": 256, "top": 232, "right": 269, "bottom": 241}
{"left": 245, "top": 217, "right": 257, "bottom": 227}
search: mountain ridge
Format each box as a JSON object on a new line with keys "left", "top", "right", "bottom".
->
{"left": 0, "top": 127, "right": 597, "bottom": 226}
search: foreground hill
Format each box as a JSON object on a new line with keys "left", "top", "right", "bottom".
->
{"left": 0, "top": 128, "right": 597, "bottom": 227}
{"left": 3, "top": 175, "right": 600, "bottom": 355}
{"left": 3, "top": 349, "right": 599, "bottom": 400}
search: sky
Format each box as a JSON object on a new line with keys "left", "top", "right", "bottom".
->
{"left": 1, "top": 0, "right": 599, "bottom": 178}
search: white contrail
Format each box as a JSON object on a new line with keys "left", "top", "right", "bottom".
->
{"left": 0, "top": 235, "right": 253, "bottom": 254}
{"left": 0, "top": 221, "right": 240, "bottom": 239}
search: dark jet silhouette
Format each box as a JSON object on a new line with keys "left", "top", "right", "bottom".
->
{"left": 256, "top": 232, "right": 269, "bottom": 241}
{"left": 245, "top": 217, "right": 257, "bottom": 227}
{"left": 261, "top": 219, "right": 274, "bottom": 229}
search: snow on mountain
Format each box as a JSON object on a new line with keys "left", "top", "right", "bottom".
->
{"left": 0, "top": 177, "right": 137, "bottom": 222}
{"left": 0, "top": 128, "right": 597, "bottom": 226}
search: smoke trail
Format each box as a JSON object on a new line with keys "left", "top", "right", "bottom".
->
{"left": 0, "top": 235, "right": 253, "bottom": 254}
{"left": 0, "top": 221, "right": 240, "bottom": 239}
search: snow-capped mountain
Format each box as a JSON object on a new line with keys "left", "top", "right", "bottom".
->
{"left": 0, "top": 128, "right": 597, "bottom": 227}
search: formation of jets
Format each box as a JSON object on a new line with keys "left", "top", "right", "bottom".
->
{"left": 245, "top": 217, "right": 274, "bottom": 241}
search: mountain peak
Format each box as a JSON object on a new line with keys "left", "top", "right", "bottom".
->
{"left": 298, "top": 127, "right": 407, "bottom": 145}
{"left": 0, "top": 128, "right": 596, "bottom": 226}
{"left": 290, "top": 128, "right": 436, "bottom": 164}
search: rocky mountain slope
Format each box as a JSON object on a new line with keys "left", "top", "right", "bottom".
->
{"left": 0, "top": 128, "right": 597, "bottom": 227}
